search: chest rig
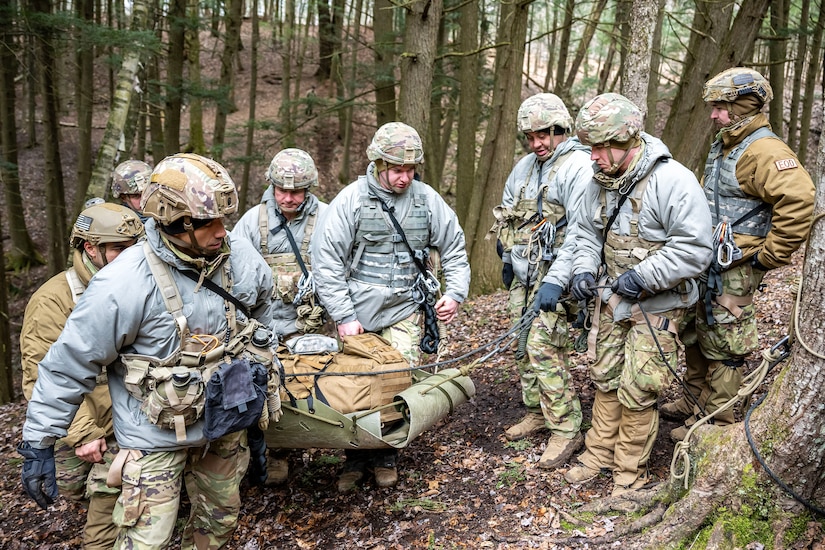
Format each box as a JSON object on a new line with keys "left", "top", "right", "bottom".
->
{"left": 601, "top": 174, "right": 664, "bottom": 279}
{"left": 120, "top": 242, "right": 272, "bottom": 441}
{"left": 702, "top": 127, "right": 774, "bottom": 238}
{"left": 350, "top": 179, "right": 430, "bottom": 292}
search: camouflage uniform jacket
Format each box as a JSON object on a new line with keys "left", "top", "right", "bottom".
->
{"left": 499, "top": 137, "right": 593, "bottom": 289}
{"left": 703, "top": 113, "right": 814, "bottom": 269}
{"left": 311, "top": 164, "right": 470, "bottom": 332}
{"left": 23, "top": 219, "right": 274, "bottom": 451}
{"left": 20, "top": 250, "right": 113, "bottom": 448}
{"left": 232, "top": 186, "right": 327, "bottom": 337}
{"left": 572, "top": 132, "right": 714, "bottom": 319}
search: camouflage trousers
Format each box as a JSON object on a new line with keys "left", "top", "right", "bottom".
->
{"left": 508, "top": 283, "right": 581, "bottom": 437}
{"left": 589, "top": 306, "right": 686, "bottom": 410}
{"left": 54, "top": 436, "right": 120, "bottom": 500}
{"left": 379, "top": 312, "right": 423, "bottom": 379}
{"left": 112, "top": 431, "right": 246, "bottom": 549}
{"left": 678, "top": 263, "right": 765, "bottom": 424}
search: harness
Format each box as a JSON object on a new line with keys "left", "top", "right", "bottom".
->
{"left": 120, "top": 243, "right": 272, "bottom": 441}
{"left": 65, "top": 269, "right": 86, "bottom": 304}
{"left": 257, "top": 203, "right": 325, "bottom": 334}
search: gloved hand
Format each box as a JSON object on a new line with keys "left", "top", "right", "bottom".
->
{"left": 612, "top": 270, "right": 647, "bottom": 301}
{"left": 502, "top": 262, "right": 515, "bottom": 289}
{"left": 533, "top": 282, "right": 563, "bottom": 312}
{"left": 245, "top": 426, "right": 268, "bottom": 487}
{"left": 18, "top": 441, "right": 57, "bottom": 509}
{"left": 751, "top": 253, "right": 771, "bottom": 271}
{"left": 571, "top": 273, "right": 597, "bottom": 301}
{"left": 496, "top": 239, "right": 504, "bottom": 259}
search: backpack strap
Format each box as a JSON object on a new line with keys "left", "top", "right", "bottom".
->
{"left": 65, "top": 268, "right": 87, "bottom": 304}
{"left": 257, "top": 203, "right": 269, "bottom": 255}
{"left": 143, "top": 241, "right": 189, "bottom": 341}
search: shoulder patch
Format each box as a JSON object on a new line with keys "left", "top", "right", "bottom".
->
{"left": 775, "top": 158, "right": 799, "bottom": 171}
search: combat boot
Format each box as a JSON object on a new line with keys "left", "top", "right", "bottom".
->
{"left": 373, "top": 453, "right": 399, "bottom": 488}
{"left": 538, "top": 432, "right": 584, "bottom": 470}
{"left": 338, "top": 456, "right": 368, "bottom": 493}
{"left": 504, "top": 412, "right": 545, "bottom": 441}
{"left": 660, "top": 398, "right": 692, "bottom": 421}
{"left": 264, "top": 457, "right": 289, "bottom": 486}
{"left": 670, "top": 424, "right": 689, "bottom": 442}
{"left": 564, "top": 462, "right": 601, "bottom": 485}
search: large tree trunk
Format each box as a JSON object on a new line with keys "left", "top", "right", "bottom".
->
{"left": 661, "top": 0, "right": 770, "bottom": 174}
{"left": 787, "top": 0, "right": 810, "bottom": 151}
{"left": 279, "top": 0, "right": 295, "bottom": 148}
{"left": 186, "top": 0, "right": 206, "bottom": 155}
{"left": 86, "top": 0, "right": 149, "bottom": 201}
{"left": 644, "top": 0, "right": 666, "bottom": 133}
{"left": 455, "top": 0, "right": 479, "bottom": 226}
{"left": 339, "top": 0, "right": 365, "bottom": 186}
{"left": 798, "top": 1, "right": 824, "bottom": 166}
{"left": 0, "top": 202, "right": 12, "bottom": 404}
{"left": 213, "top": 0, "right": 242, "bottom": 160}
{"left": 768, "top": 0, "right": 789, "bottom": 137}
{"left": 373, "top": 0, "right": 397, "bottom": 125}
{"left": 74, "top": 0, "right": 94, "bottom": 216}
{"left": 397, "top": 0, "right": 443, "bottom": 139}
{"left": 621, "top": 0, "right": 658, "bottom": 116}
{"left": 239, "top": 0, "right": 259, "bottom": 214}
{"left": 466, "top": 0, "right": 532, "bottom": 295}
{"left": 164, "top": 0, "right": 185, "bottom": 155}
{"left": 0, "top": 1, "right": 41, "bottom": 270}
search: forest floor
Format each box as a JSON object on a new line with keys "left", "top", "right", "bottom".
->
{"left": 0, "top": 252, "right": 809, "bottom": 549}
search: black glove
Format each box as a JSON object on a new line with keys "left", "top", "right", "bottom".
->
{"left": 751, "top": 253, "right": 771, "bottom": 271}
{"left": 245, "top": 426, "right": 268, "bottom": 487}
{"left": 533, "top": 282, "right": 563, "bottom": 312}
{"left": 18, "top": 441, "right": 57, "bottom": 509}
{"left": 612, "top": 270, "right": 647, "bottom": 301}
{"left": 571, "top": 273, "right": 597, "bottom": 301}
{"left": 496, "top": 239, "right": 504, "bottom": 259}
{"left": 502, "top": 263, "right": 515, "bottom": 289}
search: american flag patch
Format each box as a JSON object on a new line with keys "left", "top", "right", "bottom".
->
{"left": 75, "top": 214, "right": 92, "bottom": 231}
{"left": 775, "top": 158, "right": 798, "bottom": 171}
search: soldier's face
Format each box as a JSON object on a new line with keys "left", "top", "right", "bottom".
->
{"left": 524, "top": 130, "right": 561, "bottom": 160}
{"left": 84, "top": 239, "right": 138, "bottom": 268}
{"left": 710, "top": 102, "right": 732, "bottom": 129}
{"left": 274, "top": 187, "right": 306, "bottom": 218}
{"left": 122, "top": 194, "right": 142, "bottom": 212}
{"left": 379, "top": 164, "right": 415, "bottom": 194}
{"left": 180, "top": 218, "right": 227, "bottom": 255}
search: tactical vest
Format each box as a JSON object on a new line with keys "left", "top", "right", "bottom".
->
{"left": 492, "top": 152, "right": 573, "bottom": 255}
{"left": 703, "top": 127, "right": 774, "bottom": 237}
{"left": 120, "top": 243, "right": 271, "bottom": 442}
{"left": 602, "top": 174, "right": 665, "bottom": 279}
{"left": 350, "top": 178, "right": 430, "bottom": 290}
{"left": 258, "top": 203, "right": 317, "bottom": 305}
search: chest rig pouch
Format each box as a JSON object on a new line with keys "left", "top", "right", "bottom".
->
{"left": 121, "top": 243, "right": 275, "bottom": 442}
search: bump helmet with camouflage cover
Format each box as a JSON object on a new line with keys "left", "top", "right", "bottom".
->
{"left": 517, "top": 93, "right": 573, "bottom": 133}
{"left": 70, "top": 202, "right": 144, "bottom": 249}
{"left": 141, "top": 153, "right": 238, "bottom": 225}
{"left": 575, "top": 93, "right": 643, "bottom": 146}
{"left": 702, "top": 67, "right": 773, "bottom": 105}
{"left": 111, "top": 160, "right": 153, "bottom": 198}
{"left": 366, "top": 122, "right": 424, "bottom": 165}
{"left": 266, "top": 148, "right": 318, "bottom": 190}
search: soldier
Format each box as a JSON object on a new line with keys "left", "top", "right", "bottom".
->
{"left": 564, "top": 93, "right": 712, "bottom": 496}
{"left": 233, "top": 148, "right": 327, "bottom": 485}
{"left": 491, "top": 93, "right": 593, "bottom": 469}
{"left": 20, "top": 203, "right": 143, "bottom": 549}
{"left": 665, "top": 68, "right": 815, "bottom": 441}
{"left": 111, "top": 159, "right": 153, "bottom": 220}
{"left": 311, "top": 122, "right": 471, "bottom": 492}
{"left": 19, "top": 153, "right": 276, "bottom": 548}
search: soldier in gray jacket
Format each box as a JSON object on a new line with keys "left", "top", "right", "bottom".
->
{"left": 311, "top": 122, "right": 470, "bottom": 492}
{"left": 564, "top": 94, "right": 713, "bottom": 496}
{"left": 20, "top": 153, "right": 276, "bottom": 548}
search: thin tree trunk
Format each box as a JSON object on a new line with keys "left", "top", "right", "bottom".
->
{"left": 339, "top": 0, "right": 365, "bottom": 186}
{"left": 187, "top": 0, "right": 206, "bottom": 155}
{"left": 554, "top": 0, "right": 573, "bottom": 102}
{"left": 768, "top": 0, "right": 789, "bottom": 137}
{"left": 331, "top": 0, "right": 345, "bottom": 142}
{"left": 621, "top": 0, "right": 658, "bottom": 116}
{"left": 240, "top": 0, "right": 259, "bottom": 214}
{"left": 455, "top": 0, "right": 479, "bottom": 226}
{"left": 787, "top": 0, "right": 809, "bottom": 151}
{"left": 164, "top": 0, "right": 185, "bottom": 154}
{"left": 799, "top": 0, "right": 824, "bottom": 165}
{"left": 645, "top": 0, "right": 666, "bottom": 133}
{"left": 373, "top": 0, "right": 397, "bottom": 125}
{"left": 280, "top": 0, "right": 295, "bottom": 147}
{"left": 25, "top": 34, "right": 36, "bottom": 148}
{"left": 468, "top": 0, "right": 533, "bottom": 295}
{"left": 74, "top": 0, "right": 94, "bottom": 216}
{"left": 398, "top": 0, "right": 443, "bottom": 137}
{"left": 560, "top": 0, "right": 608, "bottom": 102}
{"left": 212, "top": 0, "right": 242, "bottom": 160}
{"left": 316, "top": 0, "right": 333, "bottom": 79}
{"left": 424, "top": 12, "right": 447, "bottom": 191}
{"left": 0, "top": 202, "right": 12, "bottom": 404}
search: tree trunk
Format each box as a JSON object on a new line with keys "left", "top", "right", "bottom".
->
{"left": 398, "top": 0, "right": 443, "bottom": 139}
{"left": 768, "top": 0, "right": 789, "bottom": 137}
{"left": 279, "top": 0, "right": 295, "bottom": 148}
{"left": 87, "top": 0, "right": 149, "bottom": 201}
{"left": 213, "top": 0, "right": 242, "bottom": 160}
{"left": 644, "top": 0, "right": 666, "bottom": 133}
{"left": 331, "top": 0, "right": 345, "bottom": 145}
{"left": 373, "top": 0, "right": 397, "bottom": 125}
{"left": 239, "top": 0, "right": 259, "bottom": 214}
{"left": 787, "top": 0, "right": 809, "bottom": 151}
{"left": 0, "top": 1, "right": 41, "bottom": 270}
{"left": 30, "top": 0, "right": 68, "bottom": 275}
{"left": 467, "top": 0, "right": 532, "bottom": 296}
{"left": 146, "top": 53, "right": 166, "bottom": 165}
{"left": 339, "top": 0, "right": 365, "bottom": 186}
{"left": 0, "top": 202, "right": 13, "bottom": 404}
{"left": 186, "top": 0, "right": 206, "bottom": 155}
{"left": 455, "top": 0, "right": 479, "bottom": 226}
{"left": 74, "top": 0, "right": 94, "bottom": 216}
{"left": 164, "top": 0, "right": 185, "bottom": 154}
{"left": 560, "top": 0, "right": 607, "bottom": 103}
{"left": 661, "top": 0, "right": 770, "bottom": 174}
{"left": 423, "top": 13, "right": 448, "bottom": 192}
{"left": 554, "top": 0, "right": 574, "bottom": 102}
{"left": 622, "top": 130, "right": 825, "bottom": 547}
{"left": 621, "top": 0, "right": 658, "bottom": 116}
{"left": 316, "top": 0, "right": 333, "bottom": 79}
{"left": 798, "top": 0, "right": 823, "bottom": 166}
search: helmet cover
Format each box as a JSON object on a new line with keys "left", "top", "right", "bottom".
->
{"left": 575, "top": 93, "right": 643, "bottom": 146}
{"left": 702, "top": 67, "right": 773, "bottom": 104}
{"left": 366, "top": 122, "right": 424, "bottom": 165}
{"left": 517, "top": 93, "right": 573, "bottom": 133}
{"left": 266, "top": 148, "right": 318, "bottom": 190}
{"left": 70, "top": 203, "right": 144, "bottom": 248}
{"left": 111, "top": 160, "right": 153, "bottom": 198}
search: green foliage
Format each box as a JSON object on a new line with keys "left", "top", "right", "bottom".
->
{"left": 496, "top": 462, "right": 525, "bottom": 488}
{"left": 503, "top": 438, "right": 533, "bottom": 452}
{"left": 389, "top": 498, "right": 448, "bottom": 513}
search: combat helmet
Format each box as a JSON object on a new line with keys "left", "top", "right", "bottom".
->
{"left": 70, "top": 202, "right": 144, "bottom": 250}
{"left": 517, "top": 93, "right": 573, "bottom": 134}
{"left": 142, "top": 153, "right": 238, "bottom": 225}
{"left": 266, "top": 148, "right": 318, "bottom": 190}
{"left": 111, "top": 160, "right": 153, "bottom": 198}
{"left": 366, "top": 122, "right": 424, "bottom": 166}
{"left": 702, "top": 67, "right": 773, "bottom": 105}
{"left": 575, "top": 93, "right": 643, "bottom": 147}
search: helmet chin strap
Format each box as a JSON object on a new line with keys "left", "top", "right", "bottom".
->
{"left": 602, "top": 146, "right": 634, "bottom": 175}
{"left": 163, "top": 216, "right": 215, "bottom": 257}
